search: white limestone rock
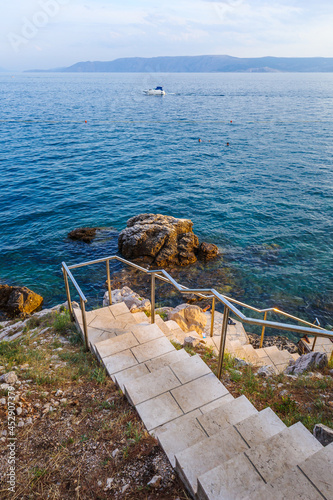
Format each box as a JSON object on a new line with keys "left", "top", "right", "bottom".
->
{"left": 103, "top": 286, "right": 151, "bottom": 314}
{"left": 285, "top": 352, "right": 328, "bottom": 376}
{"left": 168, "top": 303, "right": 207, "bottom": 334}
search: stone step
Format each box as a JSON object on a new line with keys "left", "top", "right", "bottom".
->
{"left": 298, "top": 441, "right": 333, "bottom": 500}
{"left": 155, "top": 395, "right": 254, "bottom": 467}
{"left": 196, "top": 421, "right": 322, "bottom": 500}
{"left": 124, "top": 355, "right": 212, "bottom": 406}
{"left": 176, "top": 406, "right": 285, "bottom": 497}
{"left": 251, "top": 466, "right": 325, "bottom": 500}
{"left": 197, "top": 395, "right": 258, "bottom": 436}
{"left": 114, "top": 349, "right": 189, "bottom": 391}
{"left": 246, "top": 443, "right": 333, "bottom": 500}
{"left": 94, "top": 323, "right": 165, "bottom": 362}
{"left": 132, "top": 311, "right": 149, "bottom": 324}
{"left": 135, "top": 373, "right": 230, "bottom": 432}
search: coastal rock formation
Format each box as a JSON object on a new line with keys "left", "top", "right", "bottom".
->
{"left": 68, "top": 227, "right": 97, "bottom": 243}
{"left": 118, "top": 214, "right": 218, "bottom": 266}
{"left": 198, "top": 242, "right": 219, "bottom": 261}
{"left": 167, "top": 303, "right": 207, "bottom": 335}
{"left": 103, "top": 286, "right": 151, "bottom": 314}
{"left": 0, "top": 285, "right": 43, "bottom": 319}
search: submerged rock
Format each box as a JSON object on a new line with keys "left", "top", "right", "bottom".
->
{"left": 198, "top": 242, "right": 219, "bottom": 261}
{"left": 118, "top": 214, "right": 219, "bottom": 267}
{"left": 0, "top": 285, "right": 43, "bottom": 319}
{"left": 68, "top": 227, "right": 97, "bottom": 243}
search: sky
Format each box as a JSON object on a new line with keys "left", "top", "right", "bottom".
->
{"left": 1, "top": 0, "right": 333, "bottom": 71}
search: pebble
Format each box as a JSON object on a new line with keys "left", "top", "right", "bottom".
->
{"left": 18, "top": 420, "right": 24, "bottom": 428}
{"left": 112, "top": 448, "right": 119, "bottom": 458}
{"left": 26, "top": 417, "right": 33, "bottom": 424}
{"left": 0, "top": 371, "right": 18, "bottom": 384}
{"left": 121, "top": 484, "right": 130, "bottom": 494}
{"left": 104, "top": 478, "right": 113, "bottom": 491}
{"left": 16, "top": 407, "right": 23, "bottom": 416}
{"left": 0, "top": 397, "right": 6, "bottom": 405}
{"left": 148, "top": 475, "right": 162, "bottom": 488}
{"left": 279, "top": 390, "right": 289, "bottom": 397}
{"left": 60, "top": 398, "right": 67, "bottom": 404}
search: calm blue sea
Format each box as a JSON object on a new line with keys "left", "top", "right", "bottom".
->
{"left": 0, "top": 72, "right": 332, "bottom": 331}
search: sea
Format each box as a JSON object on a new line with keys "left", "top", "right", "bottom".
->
{"left": 0, "top": 72, "right": 332, "bottom": 336}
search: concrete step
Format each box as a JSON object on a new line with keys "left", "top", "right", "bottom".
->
{"left": 177, "top": 406, "right": 285, "bottom": 497}
{"left": 241, "top": 344, "right": 260, "bottom": 363}
{"left": 132, "top": 311, "right": 149, "bottom": 324}
{"left": 124, "top": 355, "right": 212, "bottom": 406}
{"left": 196, "top": 421, "right": 321, "bottom": 500}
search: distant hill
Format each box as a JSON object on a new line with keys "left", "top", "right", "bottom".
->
{"left": 27, "top": 55, "right": 333, "bottom": 73}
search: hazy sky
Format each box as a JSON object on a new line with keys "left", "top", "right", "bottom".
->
{"left": 1, "top": 0, "right": 333, "bottom": 71}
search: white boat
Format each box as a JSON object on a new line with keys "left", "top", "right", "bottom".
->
{"left": 143, "top": 86, "right": 166, "bottom": 96}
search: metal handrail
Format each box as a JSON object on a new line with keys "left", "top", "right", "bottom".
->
{"left": 62, "top": 255, "right": 333, "bottom": 376}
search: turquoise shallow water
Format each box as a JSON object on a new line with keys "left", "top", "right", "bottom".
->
{"left": 0, "top": 72, "right": 332, "bottom": 330}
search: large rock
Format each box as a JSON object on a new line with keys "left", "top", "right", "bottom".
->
{"left": 103, "top": 286, "right": 151, "bottom": 314}
{"left": 285, "top": 351, "right": 328, "bottom": 376}
{"left": 167, "top": 304, "right": 207, "bottom": 335}
{"left": 0, "top": 285, "right": 43, "bottom": 319}
{"left": 118, "top": 214, "right": 199, "bottom": 266}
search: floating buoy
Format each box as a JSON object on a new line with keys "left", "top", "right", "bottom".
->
{"left": 227, "top": 142, "right": 230, "bottom": 146}
{"left": 198, "top": 138, "right": 201, "bottom": 142}
{"left": 85, "top": 120, "right": 87, "bottom": 123}
{"left": 230, "top": 120, "right": 232, "bottom": 123}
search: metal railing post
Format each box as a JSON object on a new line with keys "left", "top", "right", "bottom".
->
{"left": 259, "top": 311, "right": 268, "bottom": 348}
{"left": 151, "top": 273, "right": 155, "bottom": 324}
{"left": 311, "top": 336, "right": 318, "bottom": 352}
{"left": 210, "top": 297, "right": 215, "bottom": 337}
{"left": 62, "top": 266, "right": 74, "bottom": 320}
{"left": 80, "top": 298, "right": 89, "bottom": 352}
{"left": 106, "top": 259, "right": 112, "bottom": 306}
{"left": 217, "top": 305, "right": 230, "bottom": 379}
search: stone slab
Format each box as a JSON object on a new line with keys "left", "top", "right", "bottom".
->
{"left": 132, "top": 311, "right": 149, "bottom": 324}
{"left": 235, "top": 407, "right": 286, "bottom": 448}
{"left": 124, "top": 366, "right": 181, "bottom": 406}
{"left": 171, "top": 373, "right": 229, "bottom": 415}
{"left": 104, "top": 349, "right": 138, "bottom": 375}
{"left": 253, "top": 466, "right": 324, "bottom": 500}
{"left": 113, "top": 364, "right": 150, "bottom": 391}
{"left": 175, "top": 426, "right": 249, "bottom": 496}
{"left": 169, "top": 354, "right": 211, "bottom": 384}
{"left": 299, "top": 441, "right": 333, "bottom": 500}
{"left": 145, "top": 349, "right": 189, "bottom": 372}
{"left": 155, "top": 410, "right": 207, "bottom": 466}
{"left": 197, "top": 452, "right": 265, "bottom": 500}
{"left": 109, "top": 302, "right": 130, "bottom": 317}
{"left": 129, "top": 323, "right": 164, "bottom": 344}
{"left": 89, "top": 315, "right": 117, "bottom": 332}
{"left": 164, "top": 320, "right": 181, "bottom": 331}
{"left": 135, "top": 392, "right": 183, "bottom": 431}
{"left": 131, "top": 336, "right": 175, "bottom": 363}
{"left": 245, "top": 422, "right": 323, "bottom": 484}
{"left": 199, "top": 394, "right": 234, "bottom": 414}
{"left": 88, "top": 327, "right": 115, "bottom": 348}
{"left": 198, "top": 395, "right": 257, "bottom": 436}
{"left": 96, "top": 307, "right": 115, "bottom": 319}
{"left": 95, "top": 332, "right": 138, "bottom": 359}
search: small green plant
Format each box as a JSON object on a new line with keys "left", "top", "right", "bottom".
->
{"left": 170, "top": 340, "right": 182, "bottom": 351}
{"left": 80, "top": 435, "right": 88, "bottom": 442}
{"left": 273, "top": 395, "right": 298, "bottom": 415}
{"left": 230, "top": 369, "right": 242, "bottom": 382}
{"left": 31, "top": 467, "right": 47, "bottom": 480}
{"left": 92, "top": 367, "right": 106, "bottom": 384}
{"left": 157, "top": 312, "right": 168, "bottom": 321}
{"left": 52, "top": 310, "right": 75, "bottom": 335}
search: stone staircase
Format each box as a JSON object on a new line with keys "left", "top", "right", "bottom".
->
{"left": 73, "top": 303, "right": 332, "bottom": 500}
{"left": 203, "top": 311, "right": 299, "bottom": 374}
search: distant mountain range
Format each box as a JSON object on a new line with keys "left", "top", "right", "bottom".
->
{"left": 27, "top": 55, "right": 333, "bottom": 73}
